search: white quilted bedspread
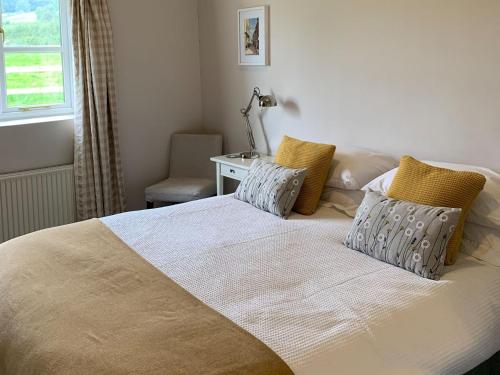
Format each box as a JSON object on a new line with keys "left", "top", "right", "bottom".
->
{"left": 102, "top": 195, "right": 500, "bottom": 375}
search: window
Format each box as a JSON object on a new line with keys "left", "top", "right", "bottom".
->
{"left": 0, "top": 0, "right": 73, "bottom": 121}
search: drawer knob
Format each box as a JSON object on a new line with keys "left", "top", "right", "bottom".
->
{"left": 230, "top": 169, "right": 236, "bottom": 174}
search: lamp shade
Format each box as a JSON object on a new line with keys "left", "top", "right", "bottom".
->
{"left": 259, "top": 95, "right": 277, "bottom": 108}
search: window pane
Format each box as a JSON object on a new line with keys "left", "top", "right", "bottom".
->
{"left": 1, "top": 0, "right": 61, "bottom": 46}
{"left": 5, "top": 52, "right": 65, "bottom": 107}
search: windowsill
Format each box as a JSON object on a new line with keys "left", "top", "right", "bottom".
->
{"left": 0, "top": 114, "right": 74, "bottom": 128}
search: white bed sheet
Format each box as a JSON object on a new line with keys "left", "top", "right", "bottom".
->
{"left": 102, "top": 195, "right": 500, "bottom": 375}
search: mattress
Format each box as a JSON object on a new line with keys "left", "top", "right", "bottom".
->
{"left": 102, "top": 195, "right": 500, "bottom": 375}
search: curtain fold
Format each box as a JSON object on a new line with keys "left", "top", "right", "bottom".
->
{"left": 71, "top": 0, "right": 126, "bottom": 220}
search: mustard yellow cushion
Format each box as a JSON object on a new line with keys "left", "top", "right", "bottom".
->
{"left": 274, "top": 136, "right": 335, "bottom": 215}
{"left": 388, "top": 156, "right": 486, "bottom": 265}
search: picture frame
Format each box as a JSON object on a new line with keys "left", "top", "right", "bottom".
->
{"left": 238, "top": 6, "right": 269, "bottom": 66}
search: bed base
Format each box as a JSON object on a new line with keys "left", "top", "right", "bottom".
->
{"left": 465, "top": 351, "right": 500, "bottom": 375}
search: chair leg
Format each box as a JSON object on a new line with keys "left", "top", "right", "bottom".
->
{"left": 146, "top": 201, "right": 154, "bottom": 209}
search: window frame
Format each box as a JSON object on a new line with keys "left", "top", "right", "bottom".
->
{"left": 0, "top": 0, "right": 73, "bottom": 122}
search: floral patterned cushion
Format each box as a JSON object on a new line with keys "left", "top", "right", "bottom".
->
{"left": 344, "top": 191, "right": 461, "bottom": 280}
{"left": 234, "top": 159, "right": 306, "bottom": 219}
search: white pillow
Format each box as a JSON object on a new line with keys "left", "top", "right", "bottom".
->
{"left": 325, "top": 147, "right": 398, "bottom": 190}
{"left": 319, "top": 187, "right": 365, "bottom": 217}
{"left": 363, "top": 160, "right": 500, "bottom": 230}
{"left": 462, "top": 223, "right": 500, "bottom": 266}
{"left": 362, "top": 168, "right": 398, "bottom": 195}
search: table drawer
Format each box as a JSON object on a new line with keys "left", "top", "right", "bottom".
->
{"left": 220, "top": 164, "right": 248, "bottom": 181}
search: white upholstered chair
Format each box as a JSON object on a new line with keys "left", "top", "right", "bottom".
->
{"left": 145, "top": 134, "right": 223, "bottom": 208}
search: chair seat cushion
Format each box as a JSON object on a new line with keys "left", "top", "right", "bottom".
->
{"left": 145, "top": 177, "right": 216, "bottom": 203}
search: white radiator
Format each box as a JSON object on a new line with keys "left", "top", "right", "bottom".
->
{"left": 0, "top": 165, "right": 75, "bottom": 243}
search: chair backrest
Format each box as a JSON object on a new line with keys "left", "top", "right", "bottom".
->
{"left": 169, "top": 133, "right": 223, "bottom": 179}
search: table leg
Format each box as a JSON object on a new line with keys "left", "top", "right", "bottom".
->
{"left": 216, "top": 163, "right": 223, "bottom": 196}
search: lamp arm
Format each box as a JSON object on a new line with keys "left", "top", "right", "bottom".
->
{"left": 240, "top": 87, "right": 261, "bottom": 117}
{"left": 243, "top": 114, "right": 256, "bottom": 151}
{"left": 240, "top": 87, "right": 262, "bottom": 156}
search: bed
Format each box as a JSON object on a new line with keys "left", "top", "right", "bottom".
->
{"left": 106, "top": 195, "right": 500, "bottom": 374}
{"left": 1, "top": 194, "right": 499, "bottom": 374}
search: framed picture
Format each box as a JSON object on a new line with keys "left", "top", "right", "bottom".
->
{"left": 238, "top": 6, "right": 269, "bottom": 66}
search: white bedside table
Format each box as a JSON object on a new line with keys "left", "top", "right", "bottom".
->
{"left": 210, "top": 154, "right": 273, "bottom": 195}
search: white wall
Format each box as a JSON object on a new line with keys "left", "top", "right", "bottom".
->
{"left": 0, "top": 118, "right": 74, "bottom": 174}
{"left": 110, "top": 0, "right": 202, "bottom": 210}
{"left": 198, "top": 0, "right": 500, "bottom": 172}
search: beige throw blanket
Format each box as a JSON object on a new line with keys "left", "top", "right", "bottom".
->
{"left": 0, "top": 219, "right": 293, "bottom": 375}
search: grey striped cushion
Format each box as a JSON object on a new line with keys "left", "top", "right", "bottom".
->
{"left": 234, "top": 159, "right": 307, "bottom": 218}
{"left": 344, "top": 191, "right": 461, "bottom": 280}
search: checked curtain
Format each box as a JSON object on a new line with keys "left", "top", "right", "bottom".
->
{"left": 71, "top": 0, "right": 126, "bottom": 220}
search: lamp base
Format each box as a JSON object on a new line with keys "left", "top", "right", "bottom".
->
{"left": 240, "top": 151, "right": 260, "bottom": 159}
